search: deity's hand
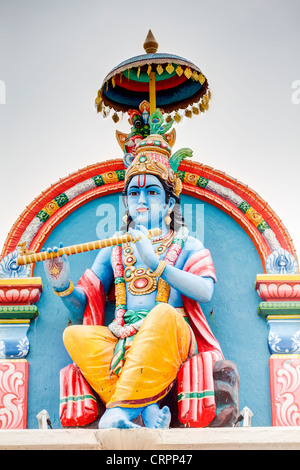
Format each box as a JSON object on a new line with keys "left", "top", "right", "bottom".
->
{"left": 108, "top": 322, "right": 143, "bottom": 339}
{"left": 42, "top": 242, "right": 70, "bottom": 291}
{"left": 129, "top": 226, "right": 159, "bottom": 271}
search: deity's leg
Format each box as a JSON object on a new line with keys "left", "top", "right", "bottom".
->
{"left": 106, "top": 303, "right": 191, "bottom": 412}
{"left": 63, "top": 305, "right": 191, "bottom": 429}
{"left": 98, "top": 406, "right": 144, "bottom": 429}
{"left": 62, "top": 325, "right": 118, "bottom": 405}
{"left": 98, "top": 403, "right": 172, "bottom": 429}
{"left": 141, "top": 404, "right": 171, "bottom": 428}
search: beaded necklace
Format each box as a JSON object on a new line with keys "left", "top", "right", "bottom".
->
{"left": 111, "top": 226, "right": 189, "bottom": 327}
{"left": 122, "top": 229, "right": 174, "bottom": 296}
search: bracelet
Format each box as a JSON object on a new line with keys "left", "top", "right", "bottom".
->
{"left": 53, "top": 280, "right": 74, "bottom": 297}
{"left": 151, "top": 260, "right": 166, "bottom": 278}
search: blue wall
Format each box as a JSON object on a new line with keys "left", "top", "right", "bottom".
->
{"left": 27, "top": 192, "right": 270, "bottom": 428}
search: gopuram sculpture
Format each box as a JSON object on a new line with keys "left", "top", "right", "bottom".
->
{"left": 40, "top": 107, "right": 239, "bottom": 429}
{"left": 2, "top": 30, "right": 300, "bottom": 433}
{"left": 21, "top": 30, "right": 300, "bottom": 431}
{"left": 34, "top": 31, "right": 240, "bottom": 429}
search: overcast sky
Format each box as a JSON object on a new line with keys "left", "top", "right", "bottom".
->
{"left": 0, "top": 0, "right": 299, "bottom": 259}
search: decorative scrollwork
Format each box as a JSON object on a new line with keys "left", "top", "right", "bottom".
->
{"left": 0, "top": 250, "right": 31, "bottom": 279}
{"left": 274, "top": 358, "right": 300, "bottom": 426}
{"left": 0, "top": 361, "right": 27, "bottom": 429}
{"left": 265, "top": 248, "right": 299, "bottom": 275}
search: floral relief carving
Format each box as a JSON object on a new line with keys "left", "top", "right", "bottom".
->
{"left": 257, "top": 282, "right": 300, "bottom": 301}
{"left": 270, "top": 356, "right": 300, "bottom": 426}
{"left": 0, "top": 287, "right": 41, "bottom": 305}
{"left": 0, "top": 360, "right": 28, "bottom": 429}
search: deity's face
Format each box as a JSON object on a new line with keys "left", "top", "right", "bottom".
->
{"left": 126, "top": 174, "right": 175, "bottom": 231}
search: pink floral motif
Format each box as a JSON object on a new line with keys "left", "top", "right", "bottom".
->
{"left": 0, "top": 360, "right": 28, "bottom": 429}
{"left": 0, "top": 286, "right": 42, "bottom": 305}
{"left": 255, "top": 277, "right": 300, "bottom": 301}
{"left": 0, "top": 279, "right": 42, "bottom": 305}
{"left": 269, "top": 355, "right": 300, "bottom": 426}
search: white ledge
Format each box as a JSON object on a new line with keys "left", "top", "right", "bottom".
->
{"left": 1, "top": 427, "right": 300, "bottom": 450}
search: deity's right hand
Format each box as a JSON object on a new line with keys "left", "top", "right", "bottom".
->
{"left": 42, "top": 242, "right": 71, "bottom": 291}
{"left": 128, "top": 226, "right": 159, "bottom": 271}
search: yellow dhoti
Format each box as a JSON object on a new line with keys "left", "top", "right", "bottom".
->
{"left": 63, "top": 303, "right": 193, "bottom": 408}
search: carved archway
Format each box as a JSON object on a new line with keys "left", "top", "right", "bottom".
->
{"left": 1, "top": 159, "right": 297, "bottom": 274}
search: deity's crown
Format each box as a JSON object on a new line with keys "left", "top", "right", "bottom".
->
{"left": 124, "top": 109, "right": 193, "bottom": 197}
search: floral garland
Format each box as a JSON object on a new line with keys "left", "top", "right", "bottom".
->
{"left": 109, "top": 225, "right": 189, "bottom": 339}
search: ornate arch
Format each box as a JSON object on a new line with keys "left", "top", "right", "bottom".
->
{"left": 1, "top": 159, "right": 297, "bottom": 275}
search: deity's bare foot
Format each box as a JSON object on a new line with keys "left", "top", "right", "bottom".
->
{"left": 98, "top": 406, "right": 142, "bottom": 429}
{"left": 142, "top": 404, "right": 171, "bottom": 429}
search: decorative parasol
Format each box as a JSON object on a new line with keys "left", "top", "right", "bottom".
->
{"left": 95, "top": 30, "right": 211, "bottom": 123}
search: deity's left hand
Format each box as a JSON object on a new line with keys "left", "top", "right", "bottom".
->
{"left": 42, "top": 242, "right": 70, "bottom": 291}
{"left": 129, "top": 226, "right": 159, "bottom": 271}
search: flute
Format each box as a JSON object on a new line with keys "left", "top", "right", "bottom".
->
{"left": 16, "top": 228, "right": 161, "bottom": 266}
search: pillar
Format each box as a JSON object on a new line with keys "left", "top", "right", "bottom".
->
{"left": 255, "top": 268, "right": 300, "bottom": 426}
{"left": 0, "top": 249, "right": 42, "bottom": 429}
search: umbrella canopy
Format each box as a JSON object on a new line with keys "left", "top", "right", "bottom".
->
{"left": 95, "top": 31, "right": 211, "bottom": 122}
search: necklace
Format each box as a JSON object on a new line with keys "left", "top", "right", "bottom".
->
{"left": 123, "top": 230, "right": 174, "bottom": 296}
{"left": 151, "top": 229, "right": 173, "bottom": 244}
{"left": 111, "top": 226, "right": 189, "bottom": 328}
{"left": 153, "top": 229, "right": 174, "bottom": 256}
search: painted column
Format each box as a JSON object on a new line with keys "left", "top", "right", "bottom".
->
{"left": 255, "top": 249, "right": 300, "bottom": 426}
{"left": 0, "top": 250, "right": 42, "bottom": 429}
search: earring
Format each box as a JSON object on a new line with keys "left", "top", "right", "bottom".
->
{"left": 164, "top": 208, "right": 172, "bottom": 225}
{"left": 123, "top": 211, "right": 129, "bottom": 224}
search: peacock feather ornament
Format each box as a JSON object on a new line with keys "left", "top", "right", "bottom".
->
{"left": 124, "top": 107, "right": 193, "bottom": 197}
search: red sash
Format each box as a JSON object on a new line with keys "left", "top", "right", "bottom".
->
{"left": 59, "top": 363, "right": 98, "bottom": 426}
{"left": 178, "top": 249, "right": 224, "bottom": 427}
{"left": 177, "top": 351, "right": 221, "bottom": 427}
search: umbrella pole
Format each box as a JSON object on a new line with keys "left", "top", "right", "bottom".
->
{"left": 143, "top": 30, "right": 158, "bottom": 114}
{"left": 149, "top": 71, "right": 156, "bottom": 114}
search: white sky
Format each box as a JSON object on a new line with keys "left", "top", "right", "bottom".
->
{"left": 0, "top": 0, "right": 299, "bottom": 259}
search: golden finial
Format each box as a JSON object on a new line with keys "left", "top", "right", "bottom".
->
{"left": 143, "top": 30, "right": 159, "bottom": 54}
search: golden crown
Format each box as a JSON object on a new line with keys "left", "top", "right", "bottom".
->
{"left": 124, "top": 109, "right": 193, "bottom": 197}
{"left": 124, "top": 134, "right": 183, "bottom": 196}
